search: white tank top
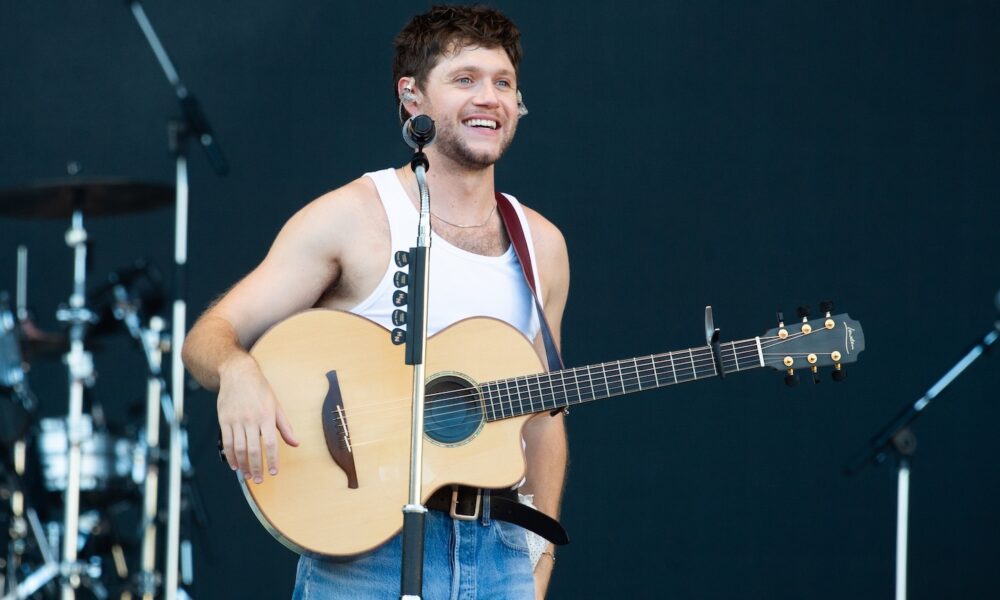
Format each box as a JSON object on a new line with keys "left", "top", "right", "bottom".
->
{"left": 350, "top": 168, "right": 541, "bottom": 341}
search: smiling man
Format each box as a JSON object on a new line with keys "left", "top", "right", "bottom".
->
{"left": 182, "top": 5, "right": 569, "bottom": 599}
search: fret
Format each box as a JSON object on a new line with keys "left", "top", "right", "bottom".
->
{"left": 729, "top": 341, "right": 740, "bottom": 372}
{"left": 518, "top": 377, "right": 532, "bottom": 416}
{"left": 672, "top": 350, "right": 694, "bottom": 382}
{"left": 635, "top": 356, "right": 658, "bottom": 390}
{"left": 510, "top": 377, "right": 524, "bottom": 415}
{"left": 691, "top": 347, "right": 715, "bottom": 379}
{"left": 542, "top": 372, "right": 557, "bottom": 412}
{"left": 560, "top": 367, "right": 580, "bottom": 405}
{"left": 529, "top": 373, "right": 544, "bottom": 414}
{"left": 689, "top": 348, "right": 704, "bottom": 379}
{"left": 668, "top": 352, "right": 678, "bottom": 383}
{"left": 582, "top": 365, "right": 596, "bottom": 403}
{"left": 482, "top": 383, "right": 494, "bottom": 421}
{"left": 632, "top": 359, "right": 643, "bottom": 391}
{"left": 556, "top": 369, "right": 570, "bottom": 406}
{"left": 500, "top": 378, "right": 513, "bottom": 418}
{"left": 619, "top": 359, "right": 641, "bottom": 394}
{"left": 600, "top": 362, "right": 611, "bottom": 398}
{"left": 606, "top": 361, "right": 624, "bottom": 396}
{"left": 569, "top": 367, "right": 583, "bottom": 405}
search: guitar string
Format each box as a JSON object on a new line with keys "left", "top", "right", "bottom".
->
{"left": 335, "top": 333, "right": 827, "bottom": 435}
{"left": 336, "top": 329, "right": 817, "bottom": 420}
{"left": 339, "top": 330, "right": 803, "bottom": 417}
{"left": 343, "top": 350, "right": 823, "bottom": 447}
{"left": 341, "top": 335, "right": 833, "bottom": 444}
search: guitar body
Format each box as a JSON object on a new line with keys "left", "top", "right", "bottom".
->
{"left": 243, "top": 309, "right": 543, "bottom": 558}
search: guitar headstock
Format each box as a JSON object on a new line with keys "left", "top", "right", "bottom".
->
{"left": 759, "top": 310, "right": 865, "bottom": 384}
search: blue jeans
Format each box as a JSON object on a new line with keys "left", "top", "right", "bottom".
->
{"left": 291, "top": 509, "right": 535, "bottom": 599}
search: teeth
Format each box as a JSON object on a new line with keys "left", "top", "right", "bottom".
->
{"left": 463, "top": 118, "right": 497, "bottom": 129}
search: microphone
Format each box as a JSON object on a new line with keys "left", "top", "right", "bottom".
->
{"left": 402, "top": 115, "right": 436, "bottom": 150}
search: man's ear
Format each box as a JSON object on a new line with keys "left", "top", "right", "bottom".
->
{"left": 397, "top": 77, "right": 421, "bottom": 118}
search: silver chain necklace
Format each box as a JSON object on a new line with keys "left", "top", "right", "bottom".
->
{"left": 431, "top": 203, "right": 497, "bottom": 228}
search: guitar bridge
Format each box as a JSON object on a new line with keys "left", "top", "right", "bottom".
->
{"left": 322, "top": 371, "right": 359, "bottom": 489}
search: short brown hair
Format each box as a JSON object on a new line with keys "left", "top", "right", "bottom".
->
{"left": 393, "top": 5, "right": 523, "bottom": 103}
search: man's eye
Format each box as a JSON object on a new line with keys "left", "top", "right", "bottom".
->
{"left": 497, "top": 80, "right": 512, "bottom": 88}
{"left": 457, "top": 77, "right": 473, "bottom": 84}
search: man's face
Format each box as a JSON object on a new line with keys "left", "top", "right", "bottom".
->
{"left": 416, "top": 45, "right": 520, "bottom": 171}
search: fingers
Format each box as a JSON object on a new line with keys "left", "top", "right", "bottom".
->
{"left": 232, "top": 425, "right": 250, "bottom": 480}
{"left": 260, "top": 424, "right": 279, "bottom": 477}
{"left": 243, "top": 423, "right": 265, "bottom": 483}
{"left": 275, "top": 403, "right": 299, "bottom": 447}
{"left": 221, "top": 424, "right": 237, "bottom": 471}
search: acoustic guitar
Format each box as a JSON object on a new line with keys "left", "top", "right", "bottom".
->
{"left": 240, "top": 308, "right": 864, "bottom": 558}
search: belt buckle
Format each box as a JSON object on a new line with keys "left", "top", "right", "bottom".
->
{"left": 449, "top": 486, "right": 481, "bottom": 521}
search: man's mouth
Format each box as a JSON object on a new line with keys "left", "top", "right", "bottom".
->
{"left": 462, "top": 118, "right": 498, "bottom": 130}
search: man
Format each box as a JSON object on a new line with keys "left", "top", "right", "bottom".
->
{"left": 182, "top": 5, "right": 569, "bottom": 598}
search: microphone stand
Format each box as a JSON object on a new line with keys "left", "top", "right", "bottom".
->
{"left": 844, "top": 318, "right": 1000, "bottom": 600}
{"left": 399, "top": 137, "right": 433, "bottom": 600}
{"left": 128, "top": 3, "right": 229, "bottom": 599}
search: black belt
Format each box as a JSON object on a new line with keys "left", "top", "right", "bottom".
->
{"left": 424, "top": 485, "right": 569, "bottom": 546}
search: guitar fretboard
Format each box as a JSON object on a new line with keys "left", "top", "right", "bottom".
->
{"left": 480, "top": 338, "right": 763, "bottom": 421}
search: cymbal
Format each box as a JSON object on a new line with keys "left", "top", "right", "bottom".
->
{"left": 0, "top": 178, "right": 174, "bottom": 219}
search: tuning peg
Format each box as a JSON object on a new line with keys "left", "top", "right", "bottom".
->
{"left": 394, "top": 251, "right": 410, "bottom": 267}
{"left": 390, "top": 328, "right": 406, "bottom": 345}
{"left": 797, "top": 305, "right": 810, "bottom": 321}
{"left": 819, "top": 300, "right": 833, "bottom": 317}
{"left": 393, "top": 271, "right": 409, "bottom": 288}
{"left": 784, "top": 369, "right": 799, "bottom": 387}
{"left": 392, "top": 309, "right": 407, "bottom": 326}
{"left": 392, "top": 290, "right": 407, "bottom": 307}
{"left": 811, "top": 365, "right": 821, "bottom": 384}
{"left": 831, "top": 365, "right": 846, "bottom": 382}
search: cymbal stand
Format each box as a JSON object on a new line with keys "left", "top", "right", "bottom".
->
{"left": 54, "top": 208, "right": 98, "bottom": 600}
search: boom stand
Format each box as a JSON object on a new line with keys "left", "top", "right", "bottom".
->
{"left": 129, "top": 2, "right": 228, "bottom": 598}
{"left": 399, "top": 149, "right": 433, "bottom": 600}
{"left": 844, "top": 321, "right": 1000, "bottom": 600}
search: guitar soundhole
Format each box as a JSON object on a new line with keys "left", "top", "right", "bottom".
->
{"left": 424, "top": 374, "right": 484, "bottom": 446}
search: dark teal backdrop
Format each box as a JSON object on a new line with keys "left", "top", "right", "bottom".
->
{"left": 2, "top": 2, "right": 998, "bottom": 598}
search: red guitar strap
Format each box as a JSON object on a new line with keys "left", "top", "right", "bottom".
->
{"left": 495, "top": 192, "right": 565, "bottom": 374}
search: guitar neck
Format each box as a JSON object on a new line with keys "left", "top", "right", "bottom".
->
{"left": 481, "top": 337, "right": 764, "bottom": 421}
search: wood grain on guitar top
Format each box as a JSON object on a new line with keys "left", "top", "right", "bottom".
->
{"left": 245, "top": 309, "right": 541, "bottom": 558}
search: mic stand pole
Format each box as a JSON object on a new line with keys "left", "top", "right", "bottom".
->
{"left": 128, "top": 4, "right": 229, "bottom": 599}
{"left": 399, "top": 150, "right": 432, "bottom": 600}
{"left": 843, "top": 320, "right": 1000, "bottom": 600}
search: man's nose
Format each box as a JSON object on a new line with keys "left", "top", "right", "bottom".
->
{"left": 473, "top": 82, "right": 501, "bottom": 106}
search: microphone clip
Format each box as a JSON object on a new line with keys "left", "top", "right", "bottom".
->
{"left": 410, "top": 150, "right": 429, "bottom": 173}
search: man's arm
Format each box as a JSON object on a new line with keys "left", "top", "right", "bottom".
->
{"left": 518, "top": 208, "right": 570, "bottom": 599}
{"left": 182, "top": 181, "right": 373, "bottom": 484}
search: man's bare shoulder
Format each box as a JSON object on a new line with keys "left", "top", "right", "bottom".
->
{"left": 293, "top": 176, "right": 381, "bottom": 227}
{"left": 517, "top": 203, "right": 568, "bottom": 262}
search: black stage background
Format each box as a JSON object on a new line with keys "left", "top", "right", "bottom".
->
{"left": 2, "top": 2, "right": 999, "bottom": 598}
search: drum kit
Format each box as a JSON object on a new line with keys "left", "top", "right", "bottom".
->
{"left": 0, "top": 180, "right": 198, "bottom": 600}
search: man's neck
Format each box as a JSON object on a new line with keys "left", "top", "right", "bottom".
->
{"left": 400, "top": 153, "right": 497, "bottom": 221}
